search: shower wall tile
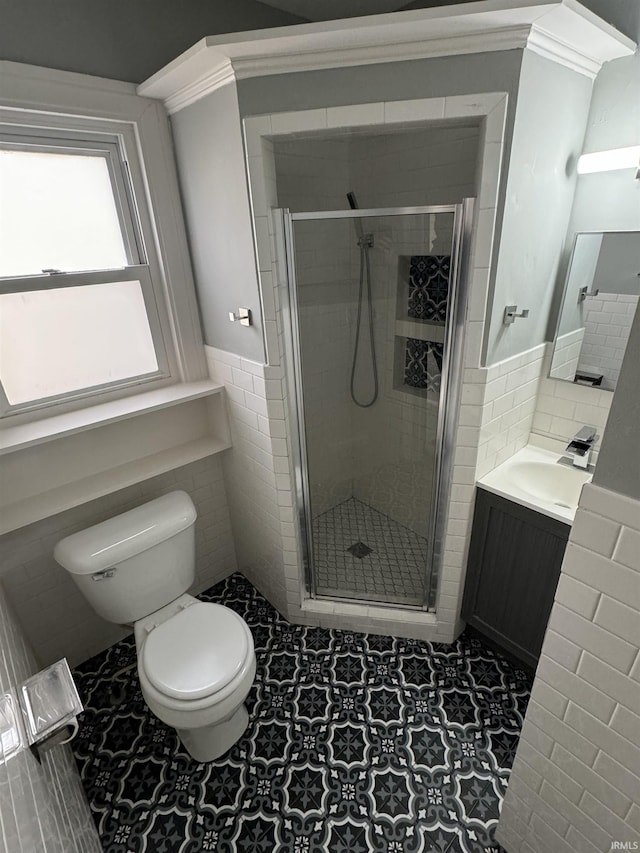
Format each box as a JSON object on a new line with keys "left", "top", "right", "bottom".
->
{"left": 350, "top": 124, "right": 478, "bottom": 209}
{"left": 271, "top": 107, "right": 328, "bottom": 134}
{"left": 0, "top": 456, "right": 236, "bottom": 668}
{"left": 383, "top": 97, "right": 445, "bottom": 123}
{"left": 0, "top": 581, "right": 102, "bottom": 853}
{"left": 327, "top": 102, "right": 385, "bottom": 128}
{"left": 346, "top": 126, "right": 478, "bottom": 537}
{"left": 273, "top": 143, "right": 356, "bottom": 517}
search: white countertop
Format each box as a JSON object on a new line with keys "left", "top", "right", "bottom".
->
{"left": 477, "top": 445, "right": 592, "bottom": 524}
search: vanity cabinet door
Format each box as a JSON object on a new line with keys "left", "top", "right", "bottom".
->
{"left": 461, "top": 488, "right": 570, "bottom": 669}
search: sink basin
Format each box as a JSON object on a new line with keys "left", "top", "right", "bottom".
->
{"left": 476, "top": 445, "right": 593, "bottom": 523}
{"left": 507, "top": 461, "right": 591, "bottom": 509}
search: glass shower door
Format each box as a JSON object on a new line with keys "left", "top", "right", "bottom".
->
{"left": 281, "top": 205, "right": 467, "bottom": 609}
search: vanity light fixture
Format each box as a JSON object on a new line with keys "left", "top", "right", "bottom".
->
{"left": 577, "top": 145, "right": 640, "bottom": 178}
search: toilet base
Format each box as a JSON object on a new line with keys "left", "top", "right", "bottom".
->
{"left": 177, "top": 703, "right": 249, "bottom": 763}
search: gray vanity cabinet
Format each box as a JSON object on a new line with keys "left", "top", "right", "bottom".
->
{"left": 461, "top": 488, "right": 570, "bottom": 669}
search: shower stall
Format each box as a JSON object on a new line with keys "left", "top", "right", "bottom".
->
{"left": 278, "top": 200, "right": 473, "bottom": 611}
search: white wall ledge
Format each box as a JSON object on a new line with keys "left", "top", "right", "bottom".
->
{"left": 0, "top": 381, "right": 232, "bottom": 535}
{"left": 0, "top": 381, "right": 224, "bottom": 456}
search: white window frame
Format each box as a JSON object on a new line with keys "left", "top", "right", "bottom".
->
{"left": 0, "top": 127, "right": 174, "bottom": 416}
{"left": 0, "top": 67, "right": 207, "bottom": 426}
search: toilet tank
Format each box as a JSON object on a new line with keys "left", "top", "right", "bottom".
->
{"left": 54, "top": 491, "right": 197, "bottom": 624}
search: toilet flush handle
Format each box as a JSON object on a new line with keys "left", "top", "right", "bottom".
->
{"left": 92, "top": 568, "right": 116, "bottom": 582}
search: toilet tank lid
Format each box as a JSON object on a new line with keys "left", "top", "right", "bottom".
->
{"left": 53, "top": 491, "right": 197, "bottom": 575}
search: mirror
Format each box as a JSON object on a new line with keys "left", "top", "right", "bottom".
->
{"left": 549, "top": 231, "right": 640, "bottom": 391}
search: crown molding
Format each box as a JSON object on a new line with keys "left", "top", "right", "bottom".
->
{"left": 526, "top": 0, "right": 636, "bottom": 79}
{"left": 162, "top": 61, "right": 235, "bottom": 115}
{"left": 137, "top": 0, "right": 635, "bottom": 114}
{"left": 526, "top": 27, "right": 601, "bottom": 77}
{"left": 231, "top": 27, "right": 532, "bottom": 81}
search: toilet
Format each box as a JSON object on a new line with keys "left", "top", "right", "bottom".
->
{"left": 53, "top": 491, "right": 256, "bottom": 763}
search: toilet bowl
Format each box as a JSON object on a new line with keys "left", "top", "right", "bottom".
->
{"left": 134, "top": 595, "right": 256, "bottom": 762}
{"left": 54, "top": 491, "right": 256, "bottom": 762}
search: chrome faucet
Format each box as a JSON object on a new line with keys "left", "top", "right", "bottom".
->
{"left": 564, "top": 426, "right": 597, "bottom": 469}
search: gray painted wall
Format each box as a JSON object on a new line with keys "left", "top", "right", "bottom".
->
{"left": 0, "top": 0, "right": 306, "bottom": 83}
{"left": 567, "top": 51, "right": 640, "bottom": 236}
{"left": 593, "top": 232, "right": 640, "bottom": 295}
{"left": 176, "top": 48, "right": 519, "bottom": 361}
{"left": 171, "top": 83, "right": 266, "bottom": 362}
{"left": 545, "top": 50, "right": 640, "bottom": 339}
{"left": 237, "top": 52, "right": 603, "bottom": 368}
{"left": 484, "top": 50, "right": 593, "bottom": 364}
{"left": 236, "top": 50, "right": 521, "bottom": 115}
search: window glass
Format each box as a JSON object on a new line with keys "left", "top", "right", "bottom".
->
{"left": 0, "top": 148, "right": 128, "bottom": 277}
{"left": 0, "top": 280, "right": 158, "bottom": 404}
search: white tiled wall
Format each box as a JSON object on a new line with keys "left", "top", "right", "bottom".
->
{"left": 0, "top": 582, "right": 101, "bottom": 853}
{"left": 204, "top": 346, "right": 300, "bottom": 619}
{"left": 474, "top": 343, "right": 546, "bottom": 479}
{"left": 549, "top": 328, "right": 584, "bottom": 381}
{"left": 531, "top": 346, "right": 613, "bottom": 464}
{"left": 0, "top": 456, "right": 237, "bottom": 667}
{"left": 577, "top": 292, "right": 638, "bottom": 391}
{"left": 496, "top": 482, "right": 640, "bottom": 853}
{"left": 287, "top": 220, "right": 356, "bottom": 516}
{"left": 273, "top": 136, "right": 350, "bottom": 212}
{"left": 350, "top": 125, "right": 480, "bottom": 209}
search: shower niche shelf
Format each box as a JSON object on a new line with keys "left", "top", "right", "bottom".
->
{"left": 393, "top": 335, "right": 443, "bottom": 400}
{"left": 395, "top": 320, "right": 444, "bottom": 343}
{"left": 392, "top": 254, "right": 449, "bottom": 400}
{"left": 395, "top": 254, "right": 450, "bottom": 326}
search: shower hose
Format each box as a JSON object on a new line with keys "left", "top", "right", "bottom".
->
{"left": 350, "top": 239, "right": 379, "bottom": 408}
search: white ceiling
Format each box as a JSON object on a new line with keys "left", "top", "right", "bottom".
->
{"left": 255, "top": 0, "right": 410, "bottom": 22}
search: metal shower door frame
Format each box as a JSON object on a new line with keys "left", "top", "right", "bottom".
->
{"left": 277, "top": 200, "right": 475, "bottom": 610}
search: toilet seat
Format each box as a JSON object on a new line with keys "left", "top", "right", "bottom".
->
{"left": 142, "top": 602, "right": 249, "bottom": 701}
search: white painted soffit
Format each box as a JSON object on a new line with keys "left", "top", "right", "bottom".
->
{"left": 138, "top": 0, "right": 635, "bottom": 114}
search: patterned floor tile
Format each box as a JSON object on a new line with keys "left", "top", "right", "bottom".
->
{"left": 72, "top": 574, "right": 528, "bottom": 852}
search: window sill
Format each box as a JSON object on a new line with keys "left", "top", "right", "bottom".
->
{"left": 0, "top": 381, "right": 224, "bottom": 455}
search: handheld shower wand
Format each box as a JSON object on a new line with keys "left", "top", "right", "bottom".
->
{"left": 347, "top": 191, "right": 366, "bottom": 243}
{"left": 346, "top": 191, "right": 378, "bottom": 408}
